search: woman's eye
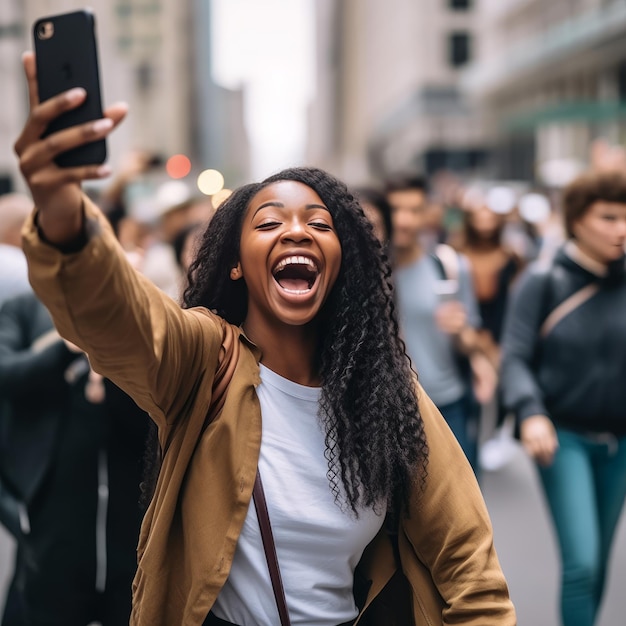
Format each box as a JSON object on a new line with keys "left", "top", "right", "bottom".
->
{"left": 255, "top": 221, "right": 281, "bottom": 230}
{"left": 310, "top": 222, "right": 332, "bottom": 231}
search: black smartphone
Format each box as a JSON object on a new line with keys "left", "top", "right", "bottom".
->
{"left": 33, "top": 9, "right": 106, "bottom": 167}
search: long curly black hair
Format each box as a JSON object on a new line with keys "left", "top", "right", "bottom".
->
{"left": 142, "top": 167, "right": 428, "bottom": 516}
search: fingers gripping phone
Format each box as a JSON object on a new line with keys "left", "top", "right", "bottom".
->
{"left": 33, "top": 10, "right": 106, "bottom": 167}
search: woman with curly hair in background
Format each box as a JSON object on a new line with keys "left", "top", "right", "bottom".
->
{"left": 13, "top": 51, "right": 515, "bottom": 626}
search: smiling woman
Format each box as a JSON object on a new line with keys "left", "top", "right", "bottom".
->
{"left": 14, "top": 48, "right": 516, "bottom": 626}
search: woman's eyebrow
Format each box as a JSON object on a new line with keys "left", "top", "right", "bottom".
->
{"left": 252, "top": 202, "right": 329, "bottom": 216}
{"left": 253, "top": 201, "right": 284, "bottom": 216}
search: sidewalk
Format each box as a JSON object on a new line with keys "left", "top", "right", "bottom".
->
{"left": 482, "top": 443, "right": 626, "bottom": 626}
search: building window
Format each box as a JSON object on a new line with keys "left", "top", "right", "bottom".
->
{"left": 449, "top": 32, "right": 471, "bottom": 67}
{"left": 136, "top": 61, "right": 154, "bottom": 92}
{"left": 116, "top": 2, "right": 132, "bottom": 18}
{"left": 449, "top": 0, "right": 471, "bottom": 9}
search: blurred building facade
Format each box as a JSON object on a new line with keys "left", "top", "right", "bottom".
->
{"left": 307, "top": 0, "right": 626, "bottom": 187}
{"left": 307, "top": 0, "right": 489, "bottom": 184}
{"left": 463, "top": 0, "right": 626, "bottom": 183}
{"left": 0, "top": 0, "right": 249, "bottom": 193}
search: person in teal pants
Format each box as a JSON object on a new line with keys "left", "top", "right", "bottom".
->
{"left": 501, "top": 169, "right": 626, "bottom": 626}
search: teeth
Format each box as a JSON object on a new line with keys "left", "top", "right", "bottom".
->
{"left": 273, "top": 256, "right": 318, "bottom": 273}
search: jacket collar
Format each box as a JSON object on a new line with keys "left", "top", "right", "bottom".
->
{"left": 563, "top": 240, "right": 608, "bottom": 277}
{"left": 561, "top": 239, "right": 626, "bottom": 285}
{"left": 237, "top": 326, "right": 262, "bottom": 362}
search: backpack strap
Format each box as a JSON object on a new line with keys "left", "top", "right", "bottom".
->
{"left": 539, "top": 282, "right": 600, "bottom": 339}
{"left": 433, "top": 243, "right": 460, "bottom": 283}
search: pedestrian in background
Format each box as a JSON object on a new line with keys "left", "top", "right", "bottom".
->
{"left": 352, "top": 186, "right": 394, "bottom": 249}
{"left": 12, "top": 51, "right": 516, "bottom": 625}
{"left": 454, "top": 186, "right": 525, "bottom": 362}
{"left": 500, "top": 170, "right": 626, "bottom": 626}
{"left": 0, "top": 290, "right": 151, "bottom": 626}
{"left": 0, "top": 194, "right": 32, "bottom": 305}
{"left": 385, "top": 173, "right": 495, "bottom": 473}
{"left": 0, "top": 192, "right": 33, "bottom": 613}
{"left": 452, "top": 186, "right": 526, "bottom": 469}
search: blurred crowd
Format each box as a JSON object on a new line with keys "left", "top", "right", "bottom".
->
{"left": 1, "top": 136, "right": 626, "bottom": 626}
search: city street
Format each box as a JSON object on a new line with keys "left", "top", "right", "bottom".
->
{"left": 1, "top": 441, "right": 624, "bottom": 625}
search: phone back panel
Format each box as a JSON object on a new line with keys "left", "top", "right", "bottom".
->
{"left": 34, "top": 10, "right": 106, "bottom": 167}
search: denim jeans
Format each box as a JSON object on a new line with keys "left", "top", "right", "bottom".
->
{"left": 537, "top": 428, "right": 626, "bottom": 626}
{"left": 438, "top": 394, "right": 479, "bottom": 474}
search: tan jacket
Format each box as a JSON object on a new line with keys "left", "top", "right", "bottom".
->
{"left": 23, "top": 198, "right": 516, "bottom": 626}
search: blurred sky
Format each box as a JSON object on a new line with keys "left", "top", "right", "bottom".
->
{"left": 210, "top": 0, "right": 315, "bottom": 180}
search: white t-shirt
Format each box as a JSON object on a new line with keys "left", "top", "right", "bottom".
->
{"left": 212, "top": 364, "right": 384, "bottom": 626}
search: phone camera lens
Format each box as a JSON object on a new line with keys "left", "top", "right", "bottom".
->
{"left": 37, "top": 22, "right": 54, "bottom": 40}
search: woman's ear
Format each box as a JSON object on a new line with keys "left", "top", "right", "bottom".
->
{"left": 230, "top": 263, "right": 243, "bottom": 280}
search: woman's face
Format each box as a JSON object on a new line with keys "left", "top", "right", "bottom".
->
{"left": 467, "top": 204, "right": 502, "bottom": 239}
{"left": 235, "top": 181, "right": 342, "bottom": 329}
{"left": 572, "top": 201, "right": 626, "bottom": 265}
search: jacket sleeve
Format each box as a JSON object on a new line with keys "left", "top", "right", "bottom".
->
{"left": 0, "top": 296, "right": 74, "bottom": 398}
{"left": 402, "top": 388, "right": 516, "bottom": 625}
{"left": 500, "top": 265, "right": 549, "bottom": 422}
{"left": 21, "top": 196, "right": 223, "bottom": 430}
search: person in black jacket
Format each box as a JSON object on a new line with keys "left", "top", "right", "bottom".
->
{"left": 500, "top": 170, "right": 626, "bottom": 626}
{"left": 0, "top": 292, "right": 150, "bottom": 626}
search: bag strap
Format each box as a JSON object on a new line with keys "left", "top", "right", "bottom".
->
{"left": 183, "top": 325, "right": 291, "bottom": 624}
{"left": 253, "top": 469, "right": 292, "bottom": 626}
{"left": 201, "top": 324, "right": 291, "bottom": 625}
{"left": 539, "top": 282, "right": 600, "bottom": 339}
{"left": 434, "top": 243, "right": 460, "bottom": 283}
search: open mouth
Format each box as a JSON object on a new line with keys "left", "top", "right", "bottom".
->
{"left": 272, "top": 256, "right": 319, "bottom": 294}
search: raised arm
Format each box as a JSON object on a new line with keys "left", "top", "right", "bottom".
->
{"left": 13, "top": 52, "right": 126, "bottom": 247}
{"left": 14, "top": 52, "right": 223, "bottom": 429}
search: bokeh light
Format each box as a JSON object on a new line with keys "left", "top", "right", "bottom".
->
{"left": 166, "top": 154, "right": 192, "bottom": 179}
{"left": 211, "top": 188, "right": 233, "bottom": 209}
{"left": 197, "top": 169, "right": 225, "bottom": 196}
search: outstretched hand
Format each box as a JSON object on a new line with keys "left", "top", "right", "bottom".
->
{"left": 13, "top": 51, "right": 127, "bottom": 244}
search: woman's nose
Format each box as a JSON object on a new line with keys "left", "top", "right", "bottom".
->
{"left": 281, "top": 218, "right": 311, "bottom": 242}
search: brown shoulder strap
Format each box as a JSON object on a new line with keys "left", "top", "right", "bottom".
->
{"left": 540, "top": 283, "right": 600, "bottom": 339}
{"left": 253, "top": 469, "right": 292, "bottom": 626}
{"left": 207, "top": 326, "right": 291, "bottom": 624}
